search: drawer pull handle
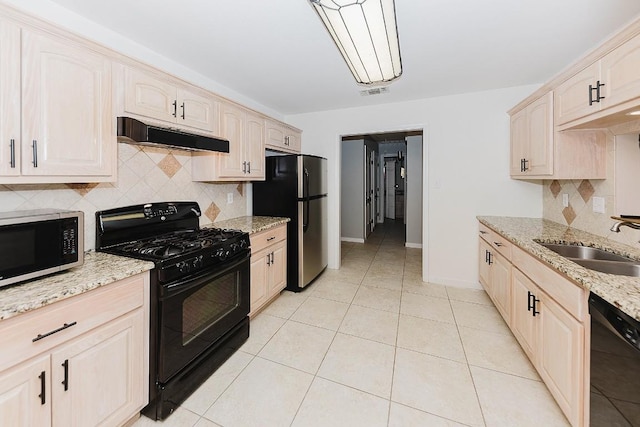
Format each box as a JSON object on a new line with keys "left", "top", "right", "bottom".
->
{"left": 38, "top": 371, "right": 46, "bottom": 405}
{"left": 493, "top": 242, "right": 503, "bottom": 247}
{"left": 479, "top": 230, "right": 487, "bottom": 235}
{"left": 267, "top": 236, "right": 276, "bottom": 241}
{"left": 62, "top": 359, "right": 69, "bottom": 391}
{"left": 32, "top": 321, "right": 77, "bottom": 342}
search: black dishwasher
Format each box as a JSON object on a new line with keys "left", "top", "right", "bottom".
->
{"left": 590, "top": 292, "right": 640, "bottom": 426}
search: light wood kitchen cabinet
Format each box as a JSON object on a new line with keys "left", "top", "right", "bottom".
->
{"left": 121, "top": 65, "right": 218, "bottom": 134}
{"left": 0, "top": 273, "right": 149, "bottom": 427}
{"left": 510, "top": 92, "right": 554, "bottom": 176}
{"left": 249, "top": 224, "right": 287, "bottom": 317}
{"left": 510, "top": 269, "right": 537, "bottom": 360}
{"left": 478, "top": 223, "right": 511, "bottom": 323}
{"left": 0, "top": 23, "right": 115, "bottom": 183}
{"left": 555, "top": 63, "right": 602, "bottom": 126}
{"left": 265, "top": 119, "right": 301, "bottom": 153}
{"left": 192, "top": 103, "right": 265, "bottom": 181}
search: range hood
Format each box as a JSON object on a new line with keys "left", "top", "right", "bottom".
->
{"left": 117, "top": 117, "right": 229, "bottom": 153}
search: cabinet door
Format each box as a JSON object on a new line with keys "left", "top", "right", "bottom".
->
{"left": 265, "top": 120, "right": 286, "bottom": 151}
{"left": 509, "top": 107, "right": 528, "bottom": 176}
{"left": 21, "top": 30, "right": 113, "bottom": 177}
{"left": 510, "top": 269, "right": 537, "bottom": 360}
{"left": 492, "top": 252, "right": 511, "bottom": 324}
{"left": 268, "top": 241, "right": 287, "bottom": 294}
{"left": 250, "top": 251, "right": 269, "bottom": 316}
{"left": 555, "top": 63, "right": 601, "bottom": 125}
{"left": 284, "top": 129, "right": 301, "bottom": 153}
{"left": 123, "top": 66, "right": 177, "bottom": 123}
{"left": 601, "top": 33, "right": 640, "bottom": 111}
{"left": 177, "top": 88, "right": 217, "bottom": 133}
{"left": 0, "top": 355, "right": 50, "bottom": 427}
{"left": 218, "top": 103, "right": 245, "bottom": 178}
{"left": 538, "top": 293, "right": 584, "bottom": 427}
{"left": 0, "top": 20, "right": 20, "bottom": 177}
{"left": 478, "top": 239, "right": 492, "bottom": 291}
{"left": 51, "top": 310, "right": 145, "bottom": 427}
{"left": 526, "top": 92, "right": 553, "bottom": 175}
{"left": 245, "top": 112, "right": 265, "bottom": 180}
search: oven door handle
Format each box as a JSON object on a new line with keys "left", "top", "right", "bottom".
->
{"left": 160, "top": 252, "right": 250, "bottom": 299}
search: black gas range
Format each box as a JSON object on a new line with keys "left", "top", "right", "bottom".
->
{"left": 96, "top": 202, "right": 250, "bottom": 420}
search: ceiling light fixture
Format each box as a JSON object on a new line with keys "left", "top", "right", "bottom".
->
{"left": 309, "top": 0, "right": 402, "bottom": 85}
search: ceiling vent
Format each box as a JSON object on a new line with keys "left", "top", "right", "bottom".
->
{"left": 360, "top": 87, "right": 390, "bottom": 97}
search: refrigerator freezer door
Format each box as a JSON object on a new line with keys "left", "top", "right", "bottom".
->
{"left": 298, "top": 155, "right": 327, "bottom": 199}
{"left": 298, "top": 195, "right": 328, "bottom": 287}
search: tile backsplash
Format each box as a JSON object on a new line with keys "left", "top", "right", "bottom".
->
{"left": 0, "top": 143, "right": 247, "bottom": 251}
{"left": 542, "top": 129, "right": 640, "bottom": 248}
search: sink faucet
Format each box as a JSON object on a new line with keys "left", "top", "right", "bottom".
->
{"left": 610, "top": 221, "right": 640, "bottom": 232}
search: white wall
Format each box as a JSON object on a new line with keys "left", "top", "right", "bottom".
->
{"left": 341, "top": 140, "right": 365, "bottom": 241}
{"left": 286, "top": 85, "right": 543, "bottom": 288}
{"left": 406, "top": 135, "right": 423, "bottom": 247}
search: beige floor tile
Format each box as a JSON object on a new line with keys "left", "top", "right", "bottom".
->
{"left": 392, "top": 348, "right": 484, "bottom": 427}
{"left": 402, "top": 279, "right": 448, "bottom": 299}
{"left": 320, "top": 266, "right": 367, "bottom": 284}
{"left": 240, "top": 313, "right": 286, "bottom": 355}
{"left": 446, "top": 286, "right": 493, "bottom": 306}
{"left": 308, "top": 278, "right": 359, "bottom": 303}
{"left": 292, "top": 377, "right": 389, "bottom": 427}
{"left": 204, "top": 357, "right": 313, "bottom": 427}
{"left": 352, "top": 285, "right": 402, "bottom": 313}
{"left": 471, "top": 366, "right": 570, "bottom": 427}
{"left": 181, "top": 350, "right": 254, "bottom": 415}
{"left": 368, "top": 262, "right": 404, "bottom": 276}
{"left": 258, "top": 320, "right": 335, "bottom": 374}
{"left": 261, "top": 290, "right": 308, "bottom": 319}
{"left": 450, "top": 300, "right": 511, "bottom": 335}
{"left": 290, "top": 296, "right": 350, "bottom": 330}
{"left": 339, "top": 304, "right": 399, "bottom": 345}
{"left": 397, "top": 315, "right": 466, "bottom": 362}
{"left": 388, "top": 402, "right": 469, "bottom": 427}
{"left": 361, "top": 273, "right": 404, "bottom": 291}
{"left": 194, "top": 418, "right": 222, "bottom": 427}
{"left": 459, "top": 326, "right": 538, "bottom": 380}
{"left": 132, "top": 407, "right": 200, "bottom": 426}
{"left": 318, "top": 333, "right": 395, "bottom": 398}
{"left": 400, "top": 292, "right": 455, "bottom": 323}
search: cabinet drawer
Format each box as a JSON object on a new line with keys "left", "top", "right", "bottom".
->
{"left": 250, "top": 224, "right": 287, "bottom": 254}
{"left": 478, "top": 223, "right": 492, "bottom": 241}
{"left": 511, "top": 246, "right": 586, "bottom": 321}
{"left": 489, "top": 233, "right": 512, "bottom": 260}
{"left": 0, "top": 274, "right": 145, "bottom": 373}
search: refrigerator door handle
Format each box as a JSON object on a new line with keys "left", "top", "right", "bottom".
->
{"left": 303, "top": 168, "right": 310, "bottom": 232}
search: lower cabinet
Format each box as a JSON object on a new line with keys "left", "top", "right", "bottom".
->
{"left": 249, "top": 224, "right": 287, "bottom": 317}
{"left": 0, "top": 273, "right": 149, "bottom": 427}
{"left": 478, "top": 221, "right": 588, "bottom": 427}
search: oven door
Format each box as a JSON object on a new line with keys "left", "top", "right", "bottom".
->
{"left": 156, "top": 253, "right": 250, "bottom": 383}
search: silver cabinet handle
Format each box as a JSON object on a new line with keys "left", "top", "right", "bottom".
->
{"left": 181, "top": 102, "right": 185, "bottom": 119}
{"left": 32, "top": 140, "right": 38, "bottom": 167}
{"left": 9, "top": 139, "right": 15, "bottom": 168}
{"left": 284, "top": 136, "right": 290, "bottom": 146}
{"left": 172, "top": 100, "right": 177, "bottom": 117}
{"left": 247, "top": 161, "right": 251, "bottom": 174}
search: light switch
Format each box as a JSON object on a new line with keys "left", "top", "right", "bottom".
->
{"left": 562, "top": 194, "right": 569, "bottom": 208}
{"left": 227, "top": 193, "right": 233, "bottom": 204}
{"left": 593, "top": 196, "right": 605, "bottom": 213}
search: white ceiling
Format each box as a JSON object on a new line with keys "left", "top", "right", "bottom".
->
{"left": 45, "top": 0, "right": 640, "bottom": 115}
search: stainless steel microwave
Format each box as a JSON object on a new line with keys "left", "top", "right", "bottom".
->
{"left": 0, "top": 209, "right": 83, "bottom": 288}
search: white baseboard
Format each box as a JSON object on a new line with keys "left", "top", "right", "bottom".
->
{"left": 405, "top": 242, "right": 422, "bottom": 249}
{"left": 341, "top": 237, "right": 365, "bottom": 243}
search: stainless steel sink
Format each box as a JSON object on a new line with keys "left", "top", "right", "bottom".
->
{"left": 571, "top": 259, "right": 640, "bottom": 277}
{"left": 538, "top": 242, "right": 640, "bottom": 277}
{"left": 539, "top": 243, "right": 633, "bottom": 262}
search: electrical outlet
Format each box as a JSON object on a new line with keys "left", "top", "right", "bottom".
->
{"left": 593, "top": 196, "right": 605, "bottom": 213}
{"left": 227, "top": 193, "right": 233, "bottom": 204}
{"left": 562, "top": 194, "right": 569, "bottom": 208}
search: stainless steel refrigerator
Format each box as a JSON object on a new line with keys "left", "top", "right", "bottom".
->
{"left": 253, "top": 154, "right": 328, "bottom": 291}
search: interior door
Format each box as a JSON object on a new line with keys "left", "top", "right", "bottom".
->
{"left": 385, "top": 159, "right": 395, "bottom": 219}
{"left": 364, "top": 146, "right": 372, "bottom": 239}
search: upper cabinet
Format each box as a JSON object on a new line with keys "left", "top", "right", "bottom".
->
{"left": 119, "top": 65, "right": 218, "bottom": 135}
{"left": 510, "top": 92, "right": 554, "bottom": 176}
{"left": 0, "top": 20, "right": 115, "bottom": 183}
{"left": 191, "top": 102, "right": 265, "bottom": 181}
{"left": 555, "top": 63, "right": 601, "bottom": 126}
{"left": 265, "top": 119, "right": 301, "bottom": 153}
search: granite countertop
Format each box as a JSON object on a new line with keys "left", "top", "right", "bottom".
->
{"left": 205, "top": 216, "right": 290, "bottom": 234}
{"left": 478, "top": 216, "right": 640, "bottom": 321}
{"left": 0, "top": 251, "right": 154, "bottom": 321}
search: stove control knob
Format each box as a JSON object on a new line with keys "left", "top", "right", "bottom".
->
{"left": 193, "top": 255, "right": 203, "bottom": 269}
{"left": 239, "top": 239, "right": 248, "bottom": 249}
{"left": 177, "top": 261, "right": 190, "bottom": 273}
